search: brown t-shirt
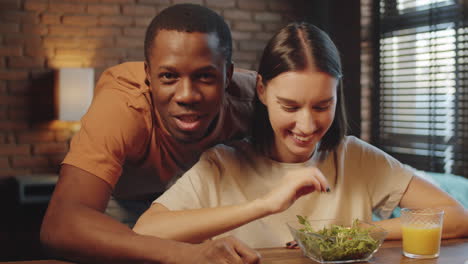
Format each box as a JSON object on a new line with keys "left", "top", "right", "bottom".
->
{"left": 63, "top": 61, "right": 256, "bottom": 199}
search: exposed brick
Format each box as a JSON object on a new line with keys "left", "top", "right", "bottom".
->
{"left": 49, "top": 25, "right": 87, "bottom": 36}
{"left": 63, "top": 15, "right": 98, "bottom": 26}
{"left": 123, "top": 27, "right": 145, "bottom": 37}
{"left": 4, "top": 35, "right": 41, "bottom": 46}
{"left": 0, "top": 168, "right": 30, "bottom": 178}
{"left": 134, "top": 16, "right": 152, "bottom": 27}
{"left": 0, "top": 157, "right": 9, "bottom": 169}
{"left": 8, "top": 80, "right": 30, "bottom": 94}
{"left": 232, "top": 21, "right": 262, "bottom": 32}
{"left": 25, "top": 45, "right": 54, "bottom": 57}
{"left": 88, "top": 58, "right": 119, "bottom": 68}
{"left": 87, "top": 4, "right": 120, "bottom": 15}
{"left": 0, "top": 46, "right": 22, "bottom": 56}
{"left": 223, "top": 10, "right": 251, "bottom": 21}
{"left": 137, "top": 0, "right": 169, "bottom": 4}
{"left": 8, "top": 108, "right": 29, "bottom": 120}
{"left": 34, "top": 142, "right": 68, "bottom": 155}
{"left": 24, "top": 0, "right": 48, "bottom": 12}
{"left": 0, "top": 108, "right": 6, "bottom": 119}
{"left": 0, "top": 144, "right": 30, "bottom": 155}
{"left": 254, "top": 12, "right": 282, "bottom": 22}
{"left": 0, "top": 81, "right": 6, "bottom": 92}
{"left": 99, "top": 16, "right": 133, "bottom": 26}
{"left": 254, "top": 32, "right": 273, "bottom": 41}
{"left": 122, "top": 5, "right": 157, "bottom": 16}
{"left": 206, "top": 0, "right": 235, "bottom": 8}
{"left": 49, "top": 3, "right": 86, "bottom": 13}
{"left": 101, "top": 0, "right": 135, "bottom": 3}
{"left": 93, "top": 47, "right": 126, "bottom": 59}
{"left": 0, "top": 11, "right": 40, "bottom": 24}
{"left": 172, "top": 0, "right": 203, "bottom": 4}
{"left": 0, "top": 57, "right": 5, "bottom": 69}
{"left": 116, "top": 37, "right": 143, "bottom": 48}
{"left": 43, "top": 36, "right": 81, "bottom": 48}
{"left": 17, "top": 130, "right": 55, "bottom": 144}
{"left": 12, "top": 156, "right": 49, "bottom": 168}
{"left": 5, "top": 133, "right": 16, "bottom": 144}
{"left": 87, "top": 27, "right": 121, "bottom": 37}
{"left": 22, "top": 24, "right": 48, "bottom": 35}
{"left": 233, "top": 51, "right": 257, "bottom": 62}
{"left": 268, "top": 0, "right": 293, "bottom": 12}
{"left": 0, "top": 0, "right": 20, "bottom": 9}
{"left": 0, "top": 23, "right": 20, "bottom": 34}
{"left": 126, "top": 49, "right": 144, "bottom": 60}
{"left": 81, "top": 37, "right": 115, "bottom": 48}
{"left": 0, "top": 94, "right": 28, "bottom": 106}
{"left": 264, "top": 22, "right": 284, "bottom": 32}
{"left": 238, "top": 0, "right": 267, "bottom": 11}
{"left": 239, "top": 40, "right": 265, "bottom": 51}
{"left": 8, "top": 57, "right": 45, "bottom": 68}
{"left": 47, "top": 58, "right": 85, "bottom": 68}
{"left": 41, "top": 13, "right": 61, "bottom": 25}
{"left": 231, "top": 31, "right": 253, "bottom": 40}
{"left": 0, "top": 70, "right": 28, "bottom": 81}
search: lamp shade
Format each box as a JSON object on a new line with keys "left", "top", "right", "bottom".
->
{"left": 56, "top": 68, "right": 94, "bottom": 121}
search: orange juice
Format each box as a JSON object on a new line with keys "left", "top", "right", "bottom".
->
{"left": 402, "top": 225, "right": 442, "bottom": 255}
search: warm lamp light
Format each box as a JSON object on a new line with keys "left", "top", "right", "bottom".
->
{"left": 55, "top": 68, "right": 94, "bottom": 121}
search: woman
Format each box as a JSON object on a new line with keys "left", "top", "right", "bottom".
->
{"left": 133, "top": 22, "right": 468, "bottom": 248}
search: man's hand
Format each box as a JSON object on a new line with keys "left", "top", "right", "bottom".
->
{"left": 178, "top": 236, "right": 261, "bottom": 264}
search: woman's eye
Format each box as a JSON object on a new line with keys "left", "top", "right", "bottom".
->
{"left": 281, "top": 105, "right": 299, "bottom": 112}
{"left": 314, "top": 105, "right": 330, "bottom": 111}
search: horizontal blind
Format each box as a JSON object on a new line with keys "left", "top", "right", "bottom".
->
{"left": 377, "top": 0, "right": 468, "bottom": 176}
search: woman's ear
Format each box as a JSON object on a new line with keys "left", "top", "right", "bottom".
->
{"left": 256, "top": 74, "right": 267, "bottom": 105}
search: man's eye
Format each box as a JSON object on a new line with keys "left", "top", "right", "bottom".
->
{"left": 159, "top": 72, "right": 177, "bottom": 82}
{"left": 198, "top": 73, "right": 216, "bottom": 82}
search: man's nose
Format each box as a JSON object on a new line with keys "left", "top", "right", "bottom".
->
{"left": 296, "top": 109, "right": 317, "bottom": 134}
{"left": 174, "top": 78, "right": 201, "bottom": 107}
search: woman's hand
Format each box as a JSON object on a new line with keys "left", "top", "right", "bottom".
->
{"left": 260, "top": 167, "right": 329, "bottom": 214}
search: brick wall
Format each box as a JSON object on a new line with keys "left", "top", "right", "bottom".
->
{"left": 0, "top": 0, "right": 308, "bottom": 178}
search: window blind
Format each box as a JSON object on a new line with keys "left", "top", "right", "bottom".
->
{"left": 376, "top": 0, "right": 467, "bottom": 176}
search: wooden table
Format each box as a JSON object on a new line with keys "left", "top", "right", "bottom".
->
{"left": 257, "top": 238, "right": 468, "bottom": 264}
{"left": 6, "top": 239, "right": 468, "bottom": 263}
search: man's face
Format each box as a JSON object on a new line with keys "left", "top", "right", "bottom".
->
{"left": 145, "top": 30, "right": 232, "bottom": 143}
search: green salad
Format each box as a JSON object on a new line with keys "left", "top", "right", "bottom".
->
{"left": 295, "top": 215, "right": 380, "bottom": 261}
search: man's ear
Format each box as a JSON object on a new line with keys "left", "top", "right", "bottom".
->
{"left": 256, "top": 74, "right": 266, "bottom": 105}
{"left": 144, "top": 62, "right": 151, "bottom": 86}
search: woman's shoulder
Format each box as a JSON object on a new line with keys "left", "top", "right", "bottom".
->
{"left": 204, "top": 139, "right": 255, "bottom": 159}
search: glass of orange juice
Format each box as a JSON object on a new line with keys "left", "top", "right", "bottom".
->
{"left": 401, "top": 208, "right": 444, "bottom": 259}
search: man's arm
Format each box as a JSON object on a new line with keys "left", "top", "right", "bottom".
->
{"left": 40, "top": 164, "right": 260, "bottom": 264}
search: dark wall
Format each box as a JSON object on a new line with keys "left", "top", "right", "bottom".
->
{"left": 304, "top": 0, "right": 362, "bottom": 137}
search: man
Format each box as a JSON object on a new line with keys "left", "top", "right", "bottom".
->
{"left": 40, "top": 4, "right": 259, "bottom": 264}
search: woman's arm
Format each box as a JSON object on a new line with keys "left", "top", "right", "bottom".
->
{"left": 374, "top": 175, "right": 468, "bottom": 239}
{"left": 133, "top": 167, "right": 329, "bottom": 243}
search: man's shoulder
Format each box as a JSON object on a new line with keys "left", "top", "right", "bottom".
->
{"left": 97, "top": 61, "right": 148, "bottom": 94}
{"left": 226, "top": 68, "right": 257, "bottom": 100}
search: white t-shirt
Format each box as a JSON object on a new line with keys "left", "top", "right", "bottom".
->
{"left": 155, "top": 136, "right": 414, "bottom": 248}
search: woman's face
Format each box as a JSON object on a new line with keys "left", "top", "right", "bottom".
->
{"left": 257, "top": 70, "right": 338, "bottom": 163}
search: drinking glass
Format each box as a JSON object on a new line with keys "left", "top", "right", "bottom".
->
{"left": 401, "top": 208, "right": 444, "bottom": 259}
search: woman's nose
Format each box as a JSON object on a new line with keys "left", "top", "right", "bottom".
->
{"left": 296, "top": 109, "right": 317, "bottom": 134}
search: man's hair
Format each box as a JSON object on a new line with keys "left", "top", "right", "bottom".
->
{"left": 144, "top": 4, "right": 232, "bottom": 64}
{"left": 252, "top": 22, "right": 348, "bottom": 153}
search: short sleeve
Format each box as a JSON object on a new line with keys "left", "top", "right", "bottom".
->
{"left": 346, "top": 137, "right": 414, "bottom": 219}
{"left": 155, "top": 151, "right": 222, "bottom": 210}
{"left": 62, "top": 69, "right": 151, "bottom": 188}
